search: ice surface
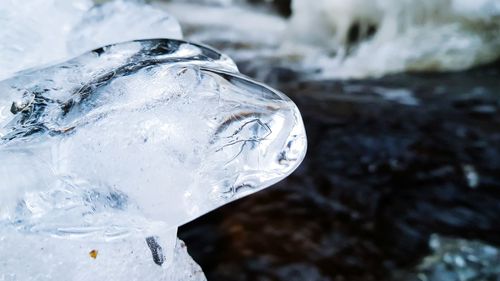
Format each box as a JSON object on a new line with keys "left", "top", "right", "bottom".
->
{"left": 0, "top": 1, "right": 305, "bottom": 278}
{"left": 0, "top": 0, "right": 181, "bottom": 81}
{"left": 0, "top": 39, "right": 306, "bottom": 280}
{"left": 1, "top": 228, "right": 205, "bottom": 281}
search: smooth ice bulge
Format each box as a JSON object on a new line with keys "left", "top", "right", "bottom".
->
{"left": 0, "top": 39, "right": 306, "bottom": 280}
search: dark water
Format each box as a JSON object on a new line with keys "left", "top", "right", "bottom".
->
{"left": 179, "top": 60, "right": 500, "bottom": 281}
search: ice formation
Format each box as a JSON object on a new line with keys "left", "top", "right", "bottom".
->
{"left": 285, "top": 0, "right": 500, "bottom": 78}
{"left": 0, "top": 1, "right": 306, "bottom": 280}
{"left": 0, "top": 0, "right": 182, "bottom": 81}
{"left": 0, "top": 38, "right": 306, "bottom": 280}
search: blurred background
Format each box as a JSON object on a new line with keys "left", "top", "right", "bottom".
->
{"left": 148, "top": 0, "right": 500, "bottom": 280}
{"left": 1, "top": 0, "right": 499, "bottom": 280}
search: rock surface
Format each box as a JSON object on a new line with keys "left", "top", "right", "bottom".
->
{"left": 395, "top": 234, "right": 500, "bottom": 281}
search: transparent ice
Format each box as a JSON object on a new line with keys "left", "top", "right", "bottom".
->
{"left": 0, "top": 38, "right": 306, "bottom": 280}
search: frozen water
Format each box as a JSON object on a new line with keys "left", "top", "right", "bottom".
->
{"left": 0, "top": 0, "right": 181, "bottom": 81}
{"left": 0, "top": 39, "right": 306, "bottom": 280}
{"left": 0, "top": 1, "right": 305, "bottom": 279}
{"left": 0, "top": 228, "right": 205, "bottom": 281}
{"left": 0, "top": 0, "right": 90, "bottom": 80}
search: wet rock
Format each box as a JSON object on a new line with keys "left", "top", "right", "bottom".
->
{"left": 394, "top": 234, "right": 500, "bottom": 281}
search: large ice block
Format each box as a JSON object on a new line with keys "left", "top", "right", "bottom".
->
{"left": 0, "top": 39, "right": 306, "bottom": 280}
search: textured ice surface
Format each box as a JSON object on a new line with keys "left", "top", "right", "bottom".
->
{"left": 0, "top": 0, "right": 181, "bottom": 80}
{"left": 0, "top": 39, "right": 306, "bottom": 280}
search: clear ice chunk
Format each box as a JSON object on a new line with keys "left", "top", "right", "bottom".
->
{"left": 0, "top": 0, "right": 182, "bottom": 81}
{"left": 0, "top": 39, "right": 307, "bottom": 280}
